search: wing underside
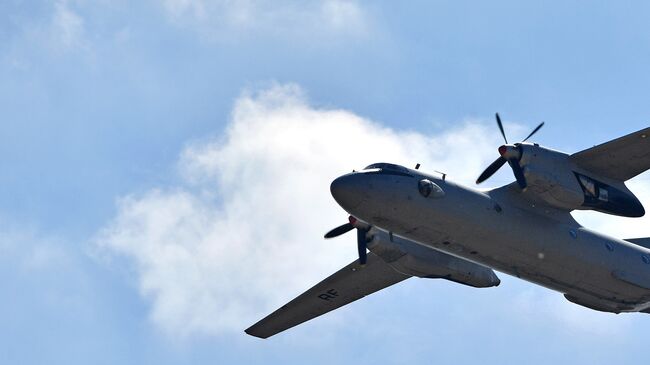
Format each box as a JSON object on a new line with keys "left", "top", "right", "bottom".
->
{"left": 570, "top": 127, "right": 650, "bottom": 181}
{"left": 245, "top": 252, "right": 409, "bottom": 339}
{"left": 625, "top": 237, "right": 650, "bottom": 250}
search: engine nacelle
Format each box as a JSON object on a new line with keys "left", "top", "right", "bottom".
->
{"left": 523, "top": 165, "right": 584, "bottom": 210}
{"left": 366, "top": 229, "right": 500, "bottom": 288}
{"left": 517, "top": 143, "right": 644, "bottom": 217}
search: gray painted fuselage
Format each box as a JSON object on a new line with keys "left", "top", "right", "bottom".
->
{"left": 331, "top": 166, "right": 650, "bottom": 313}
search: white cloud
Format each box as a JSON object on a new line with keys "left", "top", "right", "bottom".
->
{"left": 0, "top": 222, "right": 73, "bottom": 274}
{"left": 93, "top": 83, "right": 504, "bottom": 337}
{"left": 160, "top": 0, "right": 369, "bottom": 41}
{"left": 320, "top": 0, "right": 365, "bottom": 31}
{"left": 3, "top": 0, "right": 88, "bottom": 60}
{"left": 52, "top": 0, "right": 85, "bottom": 50}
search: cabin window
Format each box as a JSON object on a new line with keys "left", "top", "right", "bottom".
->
{"left": 418, "top": 179, "right": 444, "bottom": 198}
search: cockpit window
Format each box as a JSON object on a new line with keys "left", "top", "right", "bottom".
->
{"left": 418, "top": 180, "right": 433, "bottom": 197}
{"left": 418, "top": 179, "right": 445, "bottom": 198}
{"left": 361, "top": 163, "right": 413, "bottom": 177}
{"left": 364, "top": 163, "right": 409, "bottom": 172}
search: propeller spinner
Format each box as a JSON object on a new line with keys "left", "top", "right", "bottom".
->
{"left": 324, "top": 216, "right": 370, "bottom": 265}
{"left": 476, "top": 113, "right": 544, "bottom": 190}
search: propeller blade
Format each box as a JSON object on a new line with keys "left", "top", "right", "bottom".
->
{"left": 521, "top": 121, "right": 545, "bottom": 142}
{"left": 496, "top": 113, "right": 508, "bottom": 144}
{"left": 357, "top": 228, "right": 368, "bottom": 265}
{"left": 476, "top": 156, "right": 507, "bottom": 184}
{"left": 477, "top": 113, "right": 544, "bottom": 187}
{"left": 508, "top": 160, "right": 527, "bottom": 189}
{"left": 324, "top": 222, "right": 354, "bottom": 239}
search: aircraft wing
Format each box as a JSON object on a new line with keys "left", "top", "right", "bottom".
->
{"left": 245, "top": 252, "right": 409, "bottom": 339}
{"left": 570, "top": 127, "right": 650, "bottom": 181}
{"left": 625, "top": 237, "right": 650, "bottom": 250}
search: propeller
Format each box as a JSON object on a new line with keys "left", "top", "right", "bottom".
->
{"left": 476, "top": 113, "right": 544, "bottom": 190}
{"left": 324, "top": 216, "right": 370, "bottom": 265}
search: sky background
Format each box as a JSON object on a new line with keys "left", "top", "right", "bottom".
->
{"left": 2, "top": 1, "right": 650, "bottom": 364}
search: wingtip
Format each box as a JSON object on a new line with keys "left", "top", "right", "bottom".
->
{"left": 244, "top": 327, "right": 269, "bottom": 339}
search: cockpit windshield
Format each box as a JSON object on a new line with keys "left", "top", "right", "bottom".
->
{"left": 364, "top": 163, "right": 410, "bottom": 172}
{"left": 361, "top": 163, "right": 413, "bottom": 177}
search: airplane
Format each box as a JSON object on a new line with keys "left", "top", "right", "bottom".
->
{"left": 246, "top": 115, "right": 650, "bottom": 339}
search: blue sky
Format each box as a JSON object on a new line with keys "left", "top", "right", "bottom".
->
{"left": 2, "top": 1, "right": 650, "bottom": 364}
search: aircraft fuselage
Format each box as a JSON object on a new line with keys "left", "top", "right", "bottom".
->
{"left": 331, "top": 165, "right": 650, "bottom": 313}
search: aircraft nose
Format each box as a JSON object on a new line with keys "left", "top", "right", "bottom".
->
{"left": 330, "top": 173, "right": 367, "bottom": 210}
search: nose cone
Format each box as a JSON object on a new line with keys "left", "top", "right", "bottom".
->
{"left": 499, "top": 144, "right": 521, "bottom": 160}
{"left": 330, "top": 173, "right": 367, "bottom": 211}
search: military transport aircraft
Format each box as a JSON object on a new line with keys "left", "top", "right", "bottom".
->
{"left": 246, "top": 115, "right": 650, "bottom": 339}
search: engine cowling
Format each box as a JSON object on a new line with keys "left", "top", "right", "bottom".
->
{"left": 366, "top": 229, "right": 500, "bottom": 288}
{"left": 518, "top": 143, "right": 645, "bottom": 217}
{"left": 523, "top": 165, "right": 584, "bottom": 210}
